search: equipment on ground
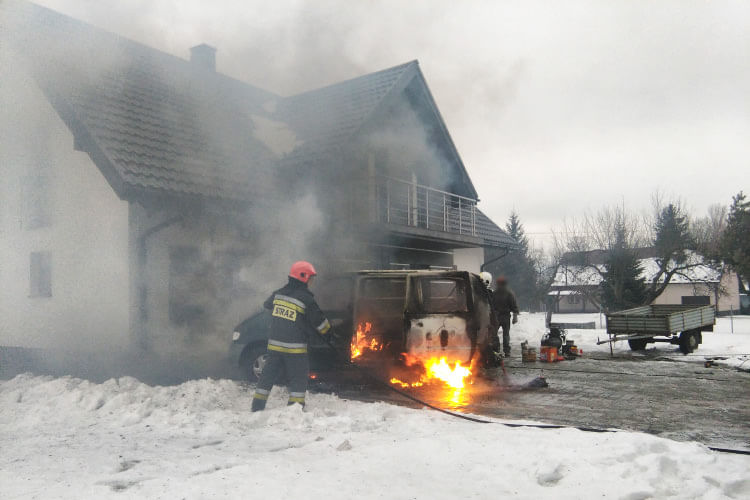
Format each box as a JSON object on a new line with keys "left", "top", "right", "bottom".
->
{"left": 539, "top": 324, "right": 580, "bottom": 362}
{"left": 598, "top": 305, "right": 716, "bottom": 354}
{"left": 539, "top": 346, "right": 558, "bottom": 362}
{"left": 521, "top": 341, "right": 537, "bottom": 362}
{"left": 562, "top": 341, "right": 579, "bottom": 358}
{"left": 541, "top": 326, "right": 565, "bottom": 350}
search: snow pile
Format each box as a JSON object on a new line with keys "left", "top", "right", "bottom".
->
{"left": 1, "top": 374, "right": 749, "bottom": 499}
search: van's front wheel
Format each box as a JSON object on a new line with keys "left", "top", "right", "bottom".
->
{"left": 241, "top": 346, "right": 269, "bottom": 382}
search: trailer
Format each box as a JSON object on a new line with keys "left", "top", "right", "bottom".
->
{"left": 598, "top": 305, "right": 716, "bottom": 354}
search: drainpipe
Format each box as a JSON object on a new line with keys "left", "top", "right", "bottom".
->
{"left": 135, "top": 215, "right": 184, "bottom": 350}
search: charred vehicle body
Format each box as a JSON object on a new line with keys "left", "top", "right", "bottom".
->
{"left": 230, "top": 270, "right": 497, "bottom": 382}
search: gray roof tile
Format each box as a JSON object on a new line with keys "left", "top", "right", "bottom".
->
{"left": 6, "top": 0, "right": 277, "bottom": 201}
{"left": 4, "top": 1, "right": 513, "bottom": 247}
{"left": 476, "top": 210, "right": 518, "bottom": 248}
{"left": 5, "top": 1, "right": 416, "bottom": 202}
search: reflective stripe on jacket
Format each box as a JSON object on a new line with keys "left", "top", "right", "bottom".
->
{"left": 263, "top": 278, "right": 330, "bottom": 350}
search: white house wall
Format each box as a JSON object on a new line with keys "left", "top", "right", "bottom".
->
{"left": 0, "top": 49, "right": 130, "bottom": 350}
{"left": 453, "top": 247, "right": 483, "bottom": 274}
{"left": 720, "top": 273, "right": 741, "bottom": 312}
{"left": 651, "top": 275, "right": 740, "bottom": 313}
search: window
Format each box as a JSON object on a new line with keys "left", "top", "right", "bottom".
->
{"left": 567, "top": 294, "right": 581, "bottom": 304}
{"left": 21, "top": 174, "right": 52, "bottom": 229}
{"left": 360, "top": 278, "right": 406, "bottom": 299}
{"left": 215, "top": 249, "right": 254, "bottom": 293}
{"left": 418, "top": 277, "right": 468, "bottom": 313}
{"left": 682, "top": 296, "right": 710, "bottom": 306}
{"left": 30, "top": 252, "right": 52, "bottom": 297}
{"left": 357, "top": 277, "right": 407, "bottom": 318}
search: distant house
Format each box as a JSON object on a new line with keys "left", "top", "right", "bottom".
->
{"left": 549, "top": 248, "right": 741, "bottom": 314}
{"left": 0, "top": 1, "right": 513, "bottom": 353}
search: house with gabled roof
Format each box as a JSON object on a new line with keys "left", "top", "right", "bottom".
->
{"left": 0, "top": 1, "right": 514, "bottom": 354}
{"left": 549, "top": 249, "right": 741, "bottom": 314}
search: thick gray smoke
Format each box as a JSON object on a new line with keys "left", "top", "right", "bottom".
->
{"left": 364, "top": 96, "right": 454, "bottom": 191}
{"left": 2, "top": 0, "right": 490, "bottom": 384}
{"left": 0, "top": 1, "right": 331, "bottom": 383}
{"left": 22, "top": 0, "right": 750, "bottom": 250}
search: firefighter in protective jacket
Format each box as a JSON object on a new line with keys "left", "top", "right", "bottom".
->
{"left": 251, "top": 261, "right": 331, "bottom": 411}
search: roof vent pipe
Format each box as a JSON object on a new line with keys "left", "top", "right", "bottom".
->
{"left": 190, "top": 44, "right": 216, "bottom": 72}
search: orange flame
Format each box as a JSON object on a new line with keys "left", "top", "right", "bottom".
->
{"left": 391, "top": 355, "right": 473, "bottom": 396}
{"left": 351, "top": 322, "right": 472, "bottom": 402}
{"left": 390, "top": 377, "right": 424, "bottom": 388}
{"left": 351, "top": 322, "right": 384, "bottom": 360}
{"left": 424, "top": 357, "right": 471, "bottom": 389}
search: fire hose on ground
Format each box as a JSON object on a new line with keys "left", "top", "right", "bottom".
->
{"left": 311, "top": 330, "right": 750, "bottom": 456}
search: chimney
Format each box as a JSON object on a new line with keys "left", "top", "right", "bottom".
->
{"left": 190, "top": 44, "right": 216, "bottom": 72}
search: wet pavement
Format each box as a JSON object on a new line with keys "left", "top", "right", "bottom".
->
{"left": 344, "top": 354, "right": 750, "bottom": 451}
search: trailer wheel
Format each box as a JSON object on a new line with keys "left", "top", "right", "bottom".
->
{"left": 679, "top": 330, "right": 700, "bottom": 355}
{"left": 628, "top": 338, "right": 650, "bottom": 351}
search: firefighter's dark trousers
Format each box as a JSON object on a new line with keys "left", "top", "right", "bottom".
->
{"left": 251, "top": 349, "right": 309, "bottom": 411}
{"left": 499, "top": 315, "right": 511, "bottom": 355}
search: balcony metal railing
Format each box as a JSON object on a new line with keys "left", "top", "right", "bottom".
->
{"left": 374, "top": 176, "right": 477, "bottom": 236}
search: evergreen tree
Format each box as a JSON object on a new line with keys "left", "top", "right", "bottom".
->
{"left": 487, "top": 211, "right": 539, "bottom": 310}
{"left": 721, "top": 192, "right": 750, "bottom": 283}
{"left": 653, "top": 203, "right": 693, "bottom": 265}
{"left": 601, "top": 223, "right": 647, "bottom": 311}
{"left": 505, "top": 212, "right": 530, "bottom": 254}
{"left": 645, "top": 202, "right": 696, "bottom": 303}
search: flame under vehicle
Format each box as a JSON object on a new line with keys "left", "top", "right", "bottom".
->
{"left": 230, "top": 270, "right": 496, "bottom": 388}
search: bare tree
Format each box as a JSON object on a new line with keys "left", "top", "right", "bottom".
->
{"left": 551, "top": 194, "right": 720, "bottom": 308}
{"left": 692, "top": 203, "right": 727, "bottom": 260}
{"left": 530, "top": 244, "right": 559, "bottom": 310}
{"left": 550, "top": 205, "right": 646, "bottom": 309}
{"left": 553, "top": 205, "right": 646, "bottom": 256}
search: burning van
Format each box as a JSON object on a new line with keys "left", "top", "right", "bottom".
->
{"left": 349, "top": 270, "right": 493, "bottom": 365}
{"left": 230, "top": 270, "right": 496, "bottom": 384}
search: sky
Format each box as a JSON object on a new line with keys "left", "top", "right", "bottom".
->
{"left": 33, "top": 0, "right": 750, "bottom": 249}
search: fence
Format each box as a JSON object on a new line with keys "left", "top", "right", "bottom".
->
{"left": 374, "top": 177, "right": 477, "bottom": 236}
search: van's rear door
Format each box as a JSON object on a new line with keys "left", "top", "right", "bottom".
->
{"left": 403, "top": 273, "right": 474, "bottom": 364}
{"left": 352, "top": 275, "right": 408, "bottom": 358}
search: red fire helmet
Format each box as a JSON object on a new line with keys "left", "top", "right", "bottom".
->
{"left": 289, "top": 261, "right": 317, "bottom": 283}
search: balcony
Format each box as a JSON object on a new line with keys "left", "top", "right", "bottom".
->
{"left": 373, "top": 177, "right": 477, "bottom": 237}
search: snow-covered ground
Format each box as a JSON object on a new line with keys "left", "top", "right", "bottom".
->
{"left": 1, "top": 374, "right": 749, "bottom": 499}
{"left": 512, "top": 313, "right": 750, "bottom": 371}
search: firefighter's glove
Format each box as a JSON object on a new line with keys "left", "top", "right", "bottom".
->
{"left": 512, "top": 314, "right": 518, "bottom": 325}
